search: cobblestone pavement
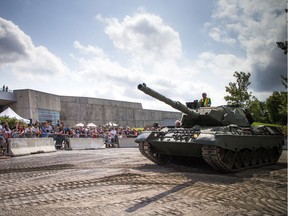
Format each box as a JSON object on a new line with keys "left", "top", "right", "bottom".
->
{"left": 0, "top": 148, "right": 287, "bottom": 216}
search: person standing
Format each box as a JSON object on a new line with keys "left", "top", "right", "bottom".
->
{"left": 199, "top": 93, "right": 211, "bottom": 107}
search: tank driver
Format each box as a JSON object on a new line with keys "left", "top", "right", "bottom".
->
{"left": 199, "top": 93, "right": 211, "bottom": 107}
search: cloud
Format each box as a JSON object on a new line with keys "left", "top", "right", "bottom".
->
{"left": 0, "top": 17, "right": 30, "bottom": 64}
{"left": 208, "top": 0, "right": 287, "bottom": 93}
{"left": 97, "top": 11, "right": 182, "bottom": 63}
{"left": 0, "top": 13, "right": 248, "bottom": 112}
{"left": 209, "top": 27, "right": 236, "bottom": 45}
{"left": 0, "top": 17, "right": 68, "bottom": 78}
{"left": 73, "top": 41, "right": 107, "bottom": 58}
{"left": 1, "top": 1, "right": 285, "bottom": 113}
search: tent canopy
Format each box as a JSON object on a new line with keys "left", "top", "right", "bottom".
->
{"left": 74, "top": 123, "right": 84, "bottom": 127}
{"left": 105, "top": 122, "right": 118, "bottom": 127}
{"left": 0, "top": 107, "right": 30, "bottom": 124}
{"left": 87, "top": 123, "right": 97, "bottom": 128}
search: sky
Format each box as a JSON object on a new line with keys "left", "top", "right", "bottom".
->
{"left": 0, "top": 0, "right": 287, "bottom": 112}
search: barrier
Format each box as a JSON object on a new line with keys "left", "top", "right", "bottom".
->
{"left": 69, "top": 138, "right": 105, "bottom": 150}
{"left": 6, "top": 136, "right": 138, "bottom": 155}
{"left": 118, "top": 137, "right": 138, "bottom": 148}
{"left": 7, "top": 138, "right": 56, "bottom": 156}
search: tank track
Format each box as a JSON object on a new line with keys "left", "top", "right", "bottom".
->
{"left": 138, "top": 142, "right": 167, "bottom": 165}
{"left": 139, "top": 142, "right": 282, "bottom": 173}
{"left": 201, "top": 145, "right": 282, "bottom": 173}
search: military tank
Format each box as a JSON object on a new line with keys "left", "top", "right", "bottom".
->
{"left": 135, "top": 83, "right": 284, "bottom": 173}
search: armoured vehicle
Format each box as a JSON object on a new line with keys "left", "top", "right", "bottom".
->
{"left": 135, "top": 83, "right": 284, "bottom": 173}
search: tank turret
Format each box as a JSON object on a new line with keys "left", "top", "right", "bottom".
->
{"left": 138, "top": 83, "right": 250, "bottom": 127}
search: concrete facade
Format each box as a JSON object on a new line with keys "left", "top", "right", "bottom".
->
{"left": 11, "top": 89, "right": 61, "bottom": 122}
{"left": 5, "top": 89, "right": 181, "bottom": 128}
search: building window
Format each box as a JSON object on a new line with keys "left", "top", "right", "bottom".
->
{"left": 37, "top": 109, "right": 60, "bottom": 125}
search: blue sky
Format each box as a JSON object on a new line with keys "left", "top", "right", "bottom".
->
{"left": 0, "top": 0, "right": 286, "bottom": 111}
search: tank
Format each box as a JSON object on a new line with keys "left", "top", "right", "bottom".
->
{"left": 135, "top": 83, "right": 284, "bottom": 173}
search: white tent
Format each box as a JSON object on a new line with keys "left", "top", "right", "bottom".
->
{"left": 87, "top": 123, "right": 97, "bottom": 128}
{"left": 105, "top": 122, "right": 118, "bottom": 127}
{"left": 74, "top": 123, "right": 84, "bottom": 127}
{"left": 0, "top": 107, "right": 30, "bottom": 124}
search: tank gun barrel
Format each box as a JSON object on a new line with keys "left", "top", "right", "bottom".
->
{"left": 138, "top": 83, "right": 199, "bottom": 118}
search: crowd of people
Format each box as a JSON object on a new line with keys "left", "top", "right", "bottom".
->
{"left": 0, "top": 120, "right": 140, "bottom": 139}
{"left": 0, "top": 119, "right": 141, "bottom": 151}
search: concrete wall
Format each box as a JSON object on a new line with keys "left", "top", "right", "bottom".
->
{"left": 60, "top": 95, "right": 181, "bottom": 127}
{"left": 11, "top": 89, "right": 182, "bottom": 128}
{"left": 13, "top": 89, "right": 61, "bottom": 121}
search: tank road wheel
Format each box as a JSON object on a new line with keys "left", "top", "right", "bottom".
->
{"left": 234, "top": 151, "right": 242, "bottom": 169}
{"left": 224, "top": 150, "right": 235, "bottom": 170}
{"left": 250, "top": 150, "right": 258, "bottom": 166}
{"left": 257, "top": 149, "right": 264, "bottom": 164}
{"left": 242, "top": 150, "right": 251, "bottom": 167}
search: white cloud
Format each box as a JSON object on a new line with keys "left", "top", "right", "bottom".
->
{"left": 73, "top": 41, "right": 107, "bottom": 58}
{"left": 208, "top": 0, "right": 286, "bottom": 92}
{"left": 98, "top": 11, "right": 182, "bottom": 63}
{"left": 1, "top": 1, "right": 285, "bottom": 114}
{"left": 0, "top": 17, "right": 69, "bottom": 79}
{"left": 209, "top": 27, "right": 236, "bottom": 45}
{"left": 0, "top": 17, "right": 31, "bottom": 64}
{"left": 0, "top": 13, "right": 242, "bottom": 112}
{"left": 210, "top": 0, "right": 286, "bottom": 62}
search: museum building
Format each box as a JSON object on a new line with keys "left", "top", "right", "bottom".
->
{"left": 0, "top": 88, "right": 181, "bottom": 128}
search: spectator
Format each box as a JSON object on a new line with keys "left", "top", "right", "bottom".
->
{"left": 5, "top": 86, "right": 8, "bottom": 92}
{"left": 2, "top": 85, "right": 5, "bottom": 91}
{"left": 41, "top": 122, "right": 51, "bottom": 137}
{"left": 3, "top": 122, "right": 11, "bottom": 140}
{"left": 33, "top": 122, "right": 42, "bottom": 137}
{"left": 12, "top": 122, "right": 20, "bottom": 138}
{"left": 25, "top": 124, "right": 35, "bottom": 138}
{"left": 0, "top": 122, "right": 6, "bottom": 154}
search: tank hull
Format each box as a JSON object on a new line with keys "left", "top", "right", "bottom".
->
{"left": 135, "top": 126, "right": 283, "bottom": 173}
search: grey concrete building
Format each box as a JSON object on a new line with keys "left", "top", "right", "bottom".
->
{"left": 0, "top": 88, "right": 181, "bottom": 128}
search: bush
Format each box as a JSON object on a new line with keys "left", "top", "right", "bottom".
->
{"left": 0, "top": 116, "right": 27, "bottom": 129}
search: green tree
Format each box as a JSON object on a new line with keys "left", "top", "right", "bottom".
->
{"left": 281, "top": 73, "right": 287, "bottom": 89}
{"left": 265, "top": 91, "right": 287, "bottom": 125}
{"left": 276, "top": 8, "right": 287, "bottom": 89}
{"left": 276, "top": 41, "right": 287, "bottom": 55}
{"left": 248, "top": 96, "right": 269, "bottom": 123}
{"left": 0, "top": 116, "right": 24, "bottom": 129}
{"left": 224, "top": 71, "right": 252, "bottom": 107}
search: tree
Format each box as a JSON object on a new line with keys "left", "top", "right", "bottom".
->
{"left": 276, "top": 41, "right": 288, "bottom": 55}
{"left": 276, "top": 8, "right": 287, "bottom": 55}
{"left": 224, "top": 71, "right": 252, "bottom": 107}
{"left": 281, "top": 75, "right": 287, "bottom": 89}
{"left": 276, "top": 8, "right": 287, "bottom": 88}
{"left": 248, "top": 96, "right": 269, "bottom": 123}
{"left": 265, "top": 91, "right": 287, "bottom": 125}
